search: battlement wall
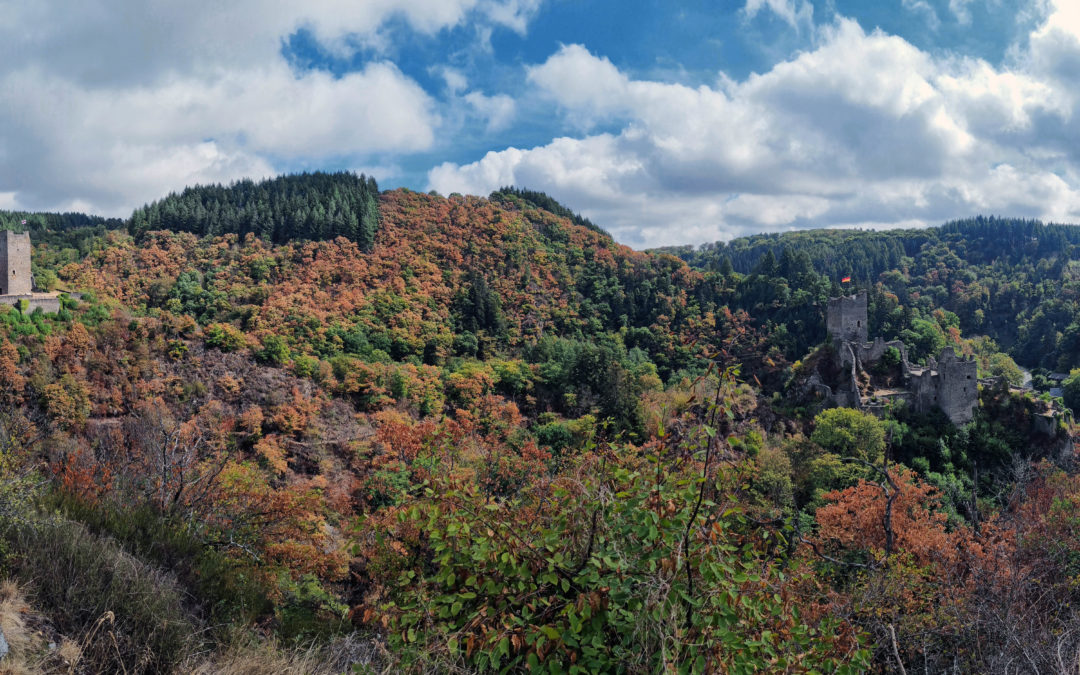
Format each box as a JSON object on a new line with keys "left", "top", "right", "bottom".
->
{"left": 0, "top": 294, "right": 61, "bottom": 314}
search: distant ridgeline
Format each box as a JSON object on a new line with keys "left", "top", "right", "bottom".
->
{"left": 0, "top": 211, "right": 121, "bottom": 272}
{"left": 128, "top": 171, "right": 381, "bottom": 250}
{"left": 658, "top": 217, "right": 1080, "bottom": 281}
{"left": 0, "top": 211, "right": 123, "bottom": 232}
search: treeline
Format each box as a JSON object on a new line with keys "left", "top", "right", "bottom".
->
{"left": 659, "top": 226, "right": 926, "bottom": 282}
{"left": 129, "top": 171, "right": 381, "bottom": 249}
{"left": 661, "top": 217, "right": 1080, "bottom": 371}
{"left": 490, "top": 186, "right": 610, "bottom": 238}
{"left": 0, "top": 210, "right": 123, "bottom": 233}
{"left": 661, "top": 216, "right": 1080, "bottom": 280}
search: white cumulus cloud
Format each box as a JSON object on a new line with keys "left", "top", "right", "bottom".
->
{"left": 0, "top": 0, "right": 540, "bottom": 215}
{"left": 429, "top": 5, "right": 1080, "bottom": 247}
{"left": 464, "top": 92, "right": 517, "bottom": 132}
{"left": 742, "top": 0, "right": 814, "bottom": 34}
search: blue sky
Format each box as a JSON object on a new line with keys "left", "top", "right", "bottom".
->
{"left": 1, "top": 0, "right": 1078, "bottom": 247}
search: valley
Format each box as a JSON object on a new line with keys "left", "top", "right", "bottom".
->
{"left": 0, "top": 175, "right": 1077, "bottom": 672}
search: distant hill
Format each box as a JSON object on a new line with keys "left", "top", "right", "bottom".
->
{"left": 0, "top": 210, "right": 124, "bottom": 233}
{"left": 658, "top": 216, "right": 1080, "bottom": 280}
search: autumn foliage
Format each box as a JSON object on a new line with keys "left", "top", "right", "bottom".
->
{"left": 1, "top": 188, "right": 1079, "bottom": 672}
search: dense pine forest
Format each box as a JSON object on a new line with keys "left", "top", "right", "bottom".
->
{"left": 129, "top": 172, "right": 381, "bottom": 250}
{"left": 0, "top": 173, "right": 1080, "bottom": 672}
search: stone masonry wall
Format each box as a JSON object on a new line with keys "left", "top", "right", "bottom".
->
{"left": 935, "top": 347, "right": 978, "bottom": 425}
{"left": 0, "top": 295, "right": 61, "bottom": 314}
{"left": 826, "top": 291, "right": 868, "bottom": 344}
{"left": 824, "top": 292, "right": 979, "bottom": 426}
{"left": 0, "top": 231, "right": 31, "bottom": 296}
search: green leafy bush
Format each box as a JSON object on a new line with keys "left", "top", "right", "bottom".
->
{"left": 204, "top": 322, "right": 248, "bottom": 352}
{"left": 378, "top": 450, "right": 868, "bottom": 673}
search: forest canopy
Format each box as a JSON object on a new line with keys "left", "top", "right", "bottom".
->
{"left": 3, "top": 181, "right": 1080, "bottom": 672}
{"left": 660, "top": 216, "right": 1080, "bottom": 371}
{"left": 128, "top": 171, "right": 381, "bottom": 249}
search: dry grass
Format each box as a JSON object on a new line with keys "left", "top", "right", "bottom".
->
{"left": 0, "top": 574, "right": 392, "bottom": 675}
{"left": 183, "top": 633, "right": 392, "bottom": 675}
{"left": 0, "top": 579, "right": 81, "bottom": 675}
{"left": 0, "top": 578, "right": 33, "bottom": 675}
{"left": 0, "top": 579, "right": 30, "bottom": 654}
{"left": 1, "top": 513, "right": 199, "bottom": 673}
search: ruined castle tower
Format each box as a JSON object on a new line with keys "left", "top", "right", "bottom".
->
{"left": 826, "top": 290, "right": 868, "bottom": 344}
{"left": 821, "top": 291, "right": 979, "bottom": 426}
{"left": 0, "top": 231, "right": 31, "bottom": 295}
{"left": 931, "top": 347, "right": 979, "bottom": 425}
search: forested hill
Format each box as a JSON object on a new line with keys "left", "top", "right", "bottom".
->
{"left": 657, "top": 216, "right": 1080, "bottom": 280}
{"left": 489, "top": 186, "right": 611, "bottom": 238}
{"left": 128, "top": 171, "right": 381, "bottom": 249}
{"left": 655, "top": 216, "right": 1080, "bottom": 371}
{"left": 13, "top": 179, "right": 1080, "bottom": 374}
{"left": 5, "top": 182, "right": 1080, "bottom": 672}
{"left": 16, "top": 178, "right": 1080, "bottom": 375}
{"left": 59, "top": 188, "right": 751, "bottom": 433}
{"left": 0, "top": 210, "right": 123, "bottom": 232}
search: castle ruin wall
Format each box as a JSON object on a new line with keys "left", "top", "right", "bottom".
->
{"left": 0, "top": 231, "right": 31, "bottom": 296}
{"left": 826, "top": 291, "right": 868, "bottom": 344}
{"left": 822, "top": 292, "right": 980, "bottom": 426}
{"left": 935, "top": 348, "right": 978, "bottom": 425}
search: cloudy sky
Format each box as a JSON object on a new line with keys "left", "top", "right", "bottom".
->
{"left": 1, "top": 0, "right": 1079, "bottom": 247}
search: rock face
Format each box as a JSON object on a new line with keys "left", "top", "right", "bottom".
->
{"left": 823, "top": 293, "right": 979, "bottom": 425}
{"left": 0, "top": 625, "right": 9, "bottom": 660}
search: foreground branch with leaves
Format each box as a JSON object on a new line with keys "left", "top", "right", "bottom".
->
{"left": 363, "top": 370, "right": 869, "bottom": 673}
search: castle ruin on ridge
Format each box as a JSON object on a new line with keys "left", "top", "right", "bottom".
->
{"left": 0, "top": 231, "right": 62, "bottom": 313}
{"left": 808, "top": 290, "right": 978, "bottom": 425}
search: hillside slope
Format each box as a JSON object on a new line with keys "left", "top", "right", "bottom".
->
{"left": 6, "top": 186, "right": 1080, "bottom": 672}
{"left": 73, "top": 189, "right": 709, "bottom": 355}
{"left": 58, "top": 189, "right": 778, "bottom": 427}
{"left": 0, "top": 187, "right": 810, "bottom": 672}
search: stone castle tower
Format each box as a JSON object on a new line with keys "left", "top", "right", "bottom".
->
{"left": 0, "top": 231, "right": 31, "bottom": 295}
{"left": 908, "top": 348, "right": 979, "bottom": 425}
{"left": 819, "top": 290, "right": 978, "bottom": 425}
{"left": 826, "top": 291, "right": 868, "bottom": 344}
